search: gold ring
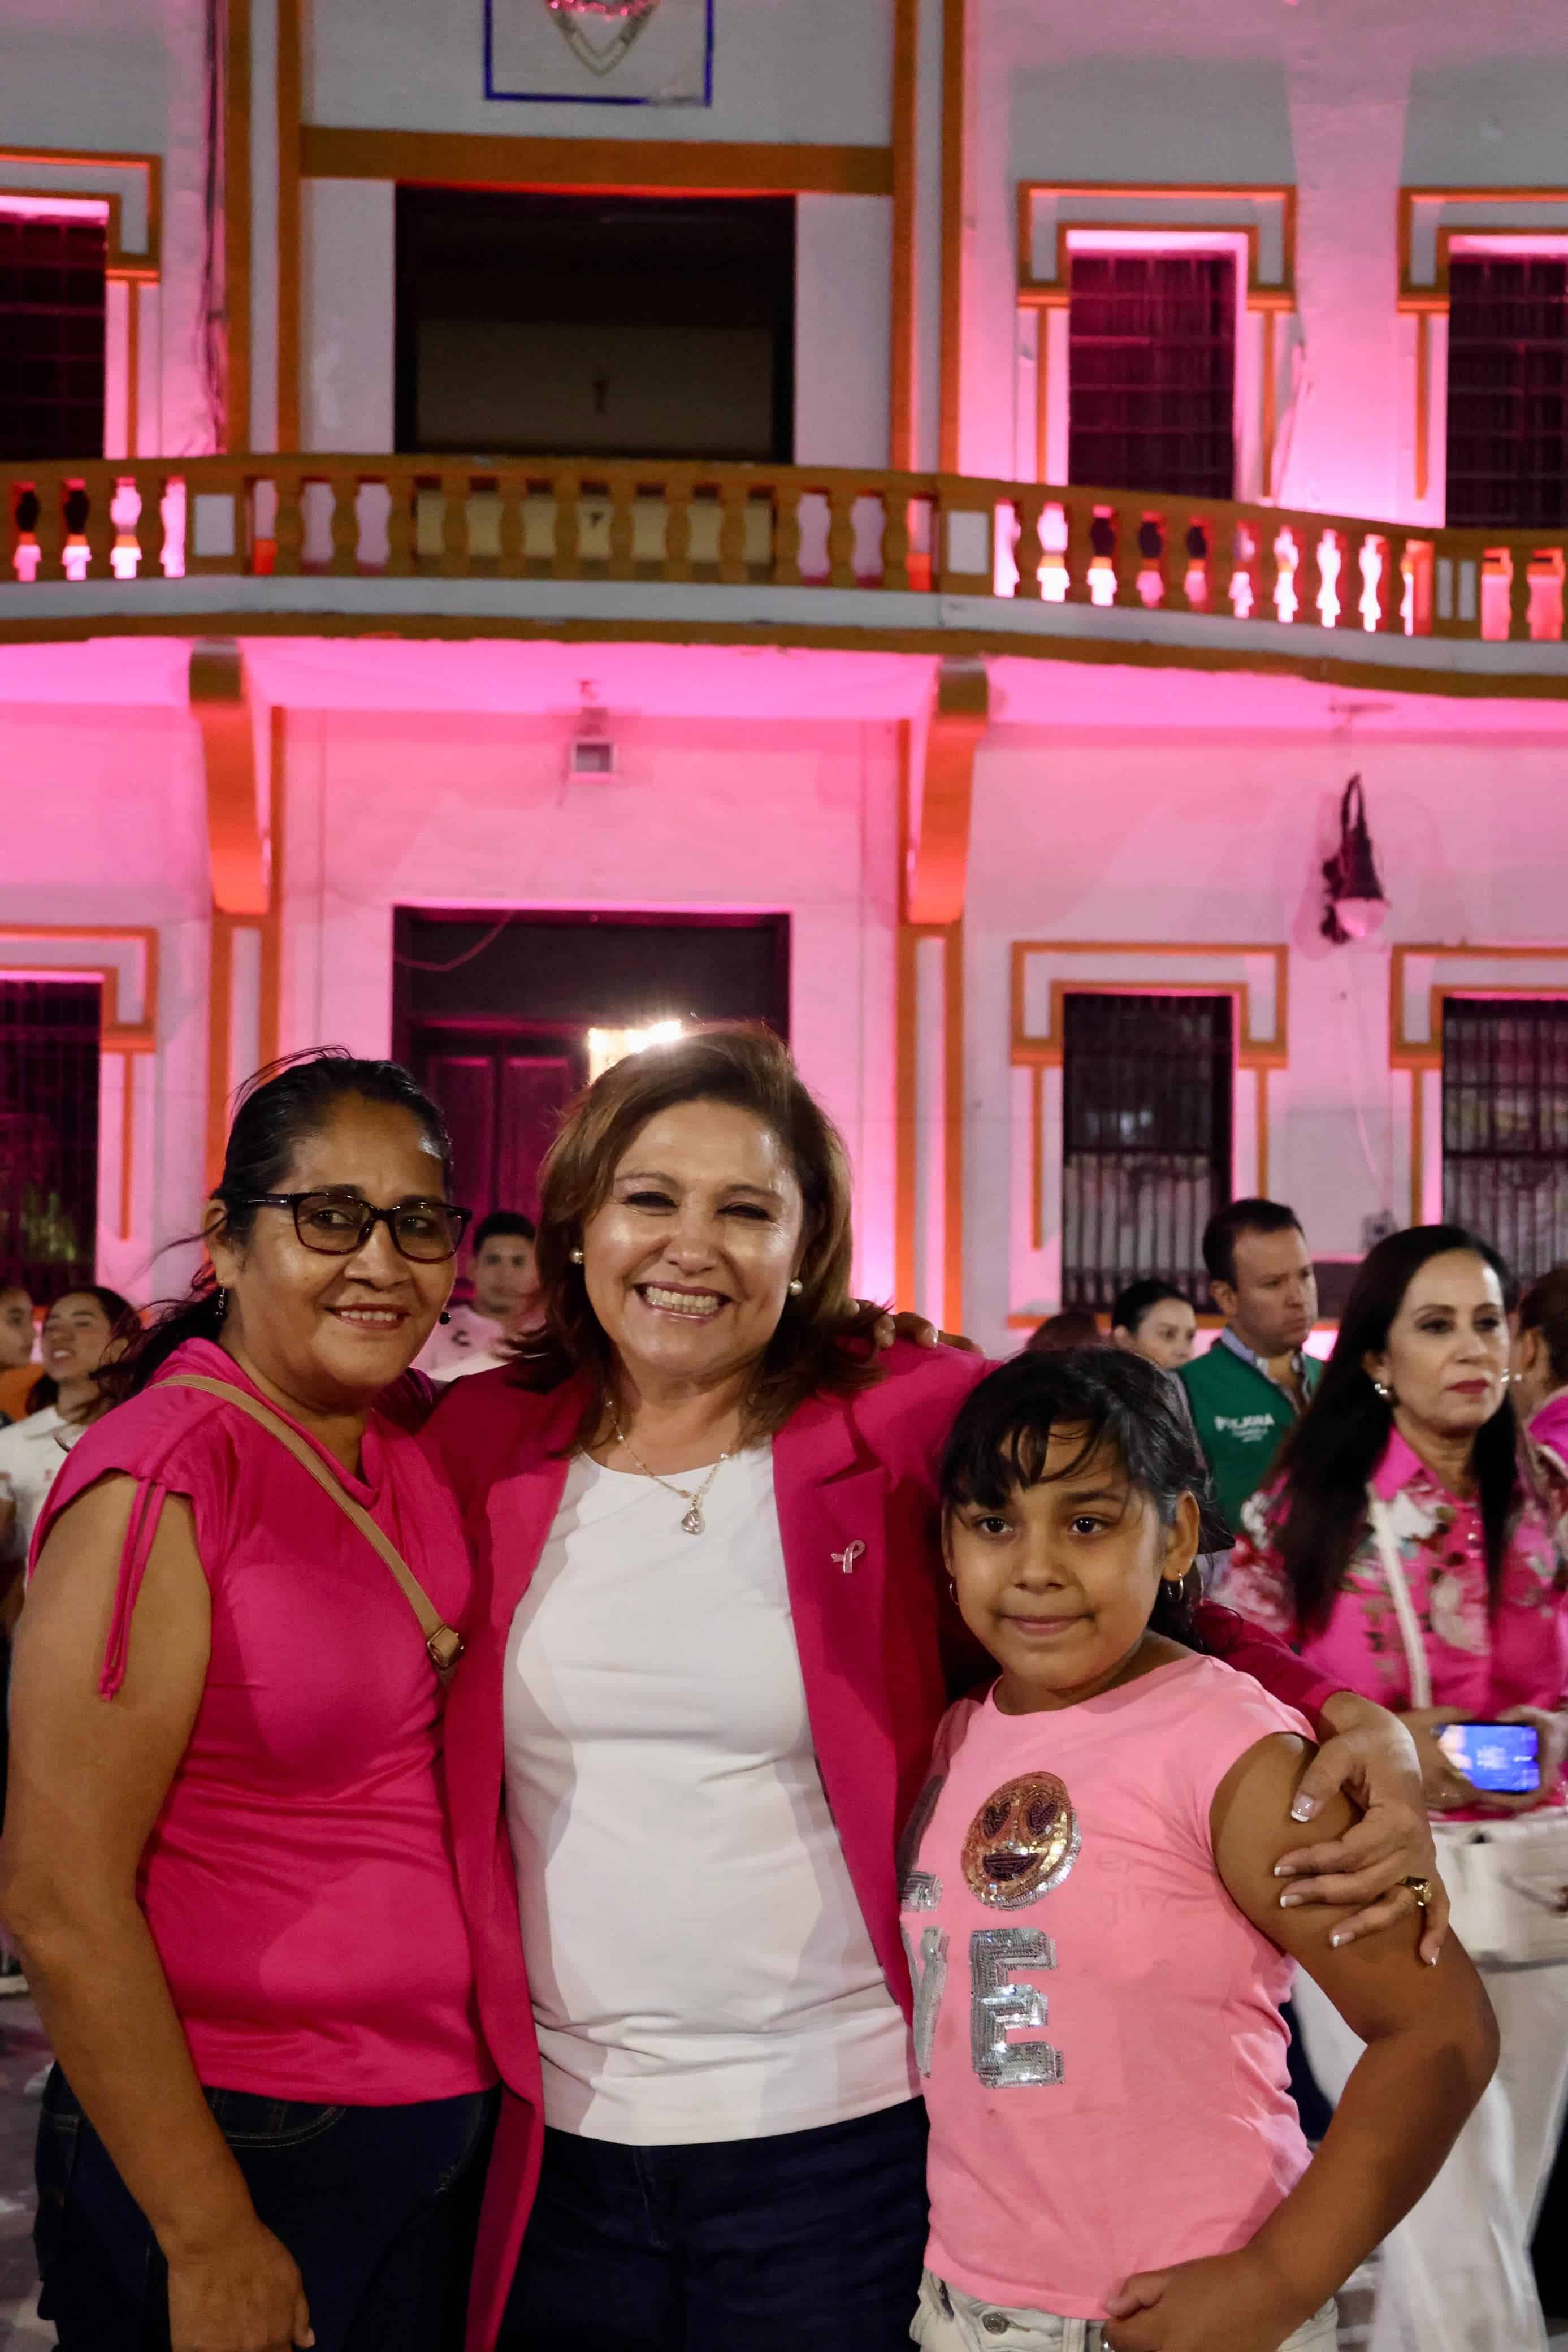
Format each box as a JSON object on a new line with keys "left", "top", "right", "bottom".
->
{"left": 1402, "top": 1875, "right": 1435, "bottom": 1911}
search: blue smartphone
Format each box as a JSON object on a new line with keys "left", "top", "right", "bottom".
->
{"left": 1437, "top": 1721, "right": 1541, "bottom": 1793}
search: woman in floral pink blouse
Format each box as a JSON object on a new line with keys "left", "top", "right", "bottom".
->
{"left": 1220, "top": 1223, "right": 1568, "bottom": 2352}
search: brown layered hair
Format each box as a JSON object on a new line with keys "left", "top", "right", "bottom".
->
{"left": 512, "top": 1022, "right": 882, "bottom": 1438}
{"left": 1518, "top": 1266, "right": 1568, "bottom": 1388}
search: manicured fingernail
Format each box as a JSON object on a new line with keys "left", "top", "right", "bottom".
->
{"left": 1290, "top": 1796, "right": 1316, "bottom": 1821}
{"left": 1329, "top": 1930, "right": 1350, "bottom": 1947}
{"left": 1274, "top": 1862, "right": 1297, "bottom": 1878}
{"left": 1424, "top": 1952, "right": 1439, "bottom": 1966}
{"left": 1279, "top": 1891, "right": 1302, "bottom": 1908}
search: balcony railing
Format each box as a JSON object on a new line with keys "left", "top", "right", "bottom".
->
{"left": 3, "top": 455, "right": 1565, "bottom": 644}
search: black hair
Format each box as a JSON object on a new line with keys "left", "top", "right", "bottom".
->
{"left": 474, "top": 1210, "right": 536, "bottom": 1252}
{"left": 1270, "top": 1224, "right": 1517, "bottom": 1635}
{"left": 939, "top": 1347, "right": 1221, "bottom": 1646}
{"left": 108, "top": 1050, "right": 453, "bottom": 1401}
{"left": 1518, "top": 1266, "right": 1568, "bottom": 1387}
{"left": 27, "top": 1286, "right": 140, "bottom": 1420}
{"left": 1202, "top": 1197, "right": 1305, "bottom": 1289}
{"left": 1111, "top": 1278, "right": 1192, "bottom": 1336}
{"left": 1025, "top": 1307, "right": 1103, "bottom": 1354}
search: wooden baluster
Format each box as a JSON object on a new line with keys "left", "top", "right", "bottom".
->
{"left": 274, "top": 470, "right": 305, "bottom": 577}
{"left": 825, "top": 482, "right": 857, "bottom": 588}
{"left": 385, "top": 470, "right": 415, "bottom": 577}
{"left": 1173, "top": 516, "right": 1204, "bottom": 613}
{"left": 83, "top": 465, "right": 115, "bottom": 578}
{"left": 1382, "top": 533, "right": 1410, "bottom": 634}
{"left": 1013, "top": 488, "right": 1046, "bottom": 601}
{"left": 328, "top": 471, "right": 359, "bottom": 576}
{"left": 880, "top": 488, "right": 910, "bottom": 591}
{"left": 552, "top": 469, "right": 581, "bottom": 581}
{"left": 1062, "top": 498, "right": 1093, "bottom": 604}
{"left": 665, "top": 474, "right": 692, "bottom": 582}
{"left": 34, "top": 471, "right": 65, "bottom": 581}
{"left": 120, "top": 466, "right": 153, "bottom": 578}
{"left": 607, "top": 470, "right": 635, "bottom": 581}
{"left": 717, "top": 477, "right": 748, "bottom": 584}
{"left": 1151, "top": 507, "right": 1176, "bottom": 611}
{"left": 1293, "top": 521, "right": 1322, "bottom": 629}
{"left": 1255, "top": 518, "right": 1280, "bottom": 623}
{"left": 1509, "top": 543, "right": 1534, "bottom": 642}
{"left": 496, "top": 470, "right": 524, "bottom": 576}
{"left": 1112, "top": 503, "right": 1142, "bottom": 607}
{"left": 773, "top": 481, "right": 802, "bottom": 586}
{"left": 1, "top": 474, "right": 21, "bottom": 580}
{"left": 440, "top": 469, "right": 470, "bottom": 580}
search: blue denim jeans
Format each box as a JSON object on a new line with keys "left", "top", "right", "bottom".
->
{"left": 36, "top": 2066, "right": 497, "bottom": 2352}
{"left": 500, "top": 2096, "right": 930, "bottom": 2350}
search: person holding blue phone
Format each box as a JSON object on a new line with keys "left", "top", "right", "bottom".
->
{"left": 1219, "top": 1225, "right": 1568, "bottom": 2352}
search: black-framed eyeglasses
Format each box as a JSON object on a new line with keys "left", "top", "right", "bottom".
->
{"left": 243, "top": 1192, "right": 473, "bottom": 1263}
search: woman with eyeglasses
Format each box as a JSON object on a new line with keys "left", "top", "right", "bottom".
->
{"left": 1, "top": 1053, "right": 495, "bottom": 2352}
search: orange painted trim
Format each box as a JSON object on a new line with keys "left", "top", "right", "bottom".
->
{"left": 1016, "top": 184, "right": 1297, "bottom": 305}
{"left": 943, "top": 918, "right": 965, "bottom": 1333}
{"left": 226, "top": 0, "right": 253, "bottom": 453}
{"left": 1255, "top": 1064, "right": 1270, "bottom": 1195}
{"left": 124, "top": 279, "right": 141, "bottom": 457}
{"left": 276, "top": 0, "right": 302, "bottom": 453}
{"left": 1398, "top": 186, "right": 1568, "bottom": 310}
{"left": 1414, "top": 310, "right": 1430, "bottom": 503}
{"left": 192, "top": 643, "right": 268, "bottom": 916}
{"left": 1033, "top": 309, "right": 1050, "bottom": 482}
{"left": 1029, "top": 1062, "right": 1044, "bottom": 1252}
{"left": 298, "top": 125, "right": 894, "bottom": 198}
{"left": 1011, "top": 942, "right": 1289, "bottom": 1067}
{"left": 905, "top": 662, "right": 988, "bottom": 927}
{"left": 894, "top": 722, "right": 920, "bottom": 1311}
{"left": 0, "top": 149, "right": 162, "bottom": 273}
{"left": 937, "top": 0, "right": 967, "bottom": 474}
{"left": 258, "top": 706, "right": 285, "bottom": 1066}
{"left": 0, "top": 926, "right": 158, "bottom": 1052}
{"left": 1389, "top": 940, "right": 1568, "bottom": 1067}
{"left": 889, "top": 0, "right": 919, "bottom": 471}
{"left": 1261, "top": 308, "right": 1277, "bottom": 499}
{"left": 1411, "top": 1065, "right": 1424, "bottom": 1227}
{"left": 206, "top": 913, "right": 235, "bottom": 1196}
{"left": 119, "top": 1053, "right": 137, "bottom": 1239}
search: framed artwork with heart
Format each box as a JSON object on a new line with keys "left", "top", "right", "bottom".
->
{"left": 486, "top": 0, "right": 714, "bottom": 105}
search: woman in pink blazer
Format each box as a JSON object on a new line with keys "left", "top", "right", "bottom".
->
{"left": 428, "top": 1024, "right": 1444, "bottom": 2352}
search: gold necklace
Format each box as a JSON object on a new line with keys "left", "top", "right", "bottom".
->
{"left": 610, "top": 1417, "right": 735, "bottom": 1536}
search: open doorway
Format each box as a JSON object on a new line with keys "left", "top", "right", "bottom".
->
{"left": 392, "top": 909, "right": 791, "bottom": 1230}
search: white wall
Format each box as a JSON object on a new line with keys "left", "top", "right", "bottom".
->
{"left": 963, "top": 685, "right": 1568, "bottom": 1355}
{"left": 279, "top": 707, "right": 902, "bottom": 1300}
{"left": 795, "top": 196, "right": 892, "bottom": 470}
{"left": 306, "top": 0, "right": 893, "bottom": 146}
{"left": 302, "top": 179, "right": 397, "bottom": 452}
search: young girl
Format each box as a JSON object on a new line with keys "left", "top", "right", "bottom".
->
{"left": 903, "top": 1347, "right": 1496, "bottom": 2352}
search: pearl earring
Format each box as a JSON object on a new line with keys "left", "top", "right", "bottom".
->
{"left": 788, "top": 1278, "right": 803, "bottom": 1296}
{"left": 1373, "top": 1377, "right": 1392, "bottom": 1402}
{"left": 569, "top": 1248, "right": 584, "bottom": 1265}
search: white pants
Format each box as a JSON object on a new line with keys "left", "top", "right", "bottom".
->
{"left": 1292, "top": 1958, "right": 1568, "bottom": 2352}
{"left": 909, "top": 2269, "right": 1338, "bottom": 2352}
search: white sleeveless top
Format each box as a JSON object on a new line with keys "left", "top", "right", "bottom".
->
{"left": 501, "top": 1443, "right": 916, "bottom": 2144}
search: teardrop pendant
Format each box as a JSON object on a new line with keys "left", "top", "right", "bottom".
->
{"left": 680, "top": 1504, "right": 705, "bottom": 1537}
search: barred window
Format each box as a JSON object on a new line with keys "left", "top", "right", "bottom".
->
{"left": 0, "top": 213, "right": 106, "bottom": 461}
{"left": 0, "top": 978, "right": 101, "bottom": 1296}
{"left": 1445, "top": 257, "right": 1568, "bottom": 531}
{"left": 1061, "top": 993, "right": 1232, "bottom": 1312}
{"left": 1068, "top": 253, "right": 1235, "bottom": 501}
{"left": 1443, "top": 999, "right": 1568, "bottom": 1282}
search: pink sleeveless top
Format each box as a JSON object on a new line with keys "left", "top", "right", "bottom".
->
{"left": 904, "top": 1652, "right": 1313, "bottom": 2319}
{"left": 31, "top": 1339, "right": 491, "bottom": 2105}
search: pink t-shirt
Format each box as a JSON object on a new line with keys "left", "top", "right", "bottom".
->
{"left": 904, "top": 1652, "right": 1313, "bottom": 2319}
{"left": 31, "top": 1339, "right": 491, "bottom": 2105}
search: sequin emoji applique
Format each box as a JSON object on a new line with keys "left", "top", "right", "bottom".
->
{"left": 961, "top": 1772, "right": 1080, "bottom": 1908}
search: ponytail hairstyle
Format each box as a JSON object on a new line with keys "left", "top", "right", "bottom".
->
{"left": 105, "top": 1050, "right": 454, "bottom": 1402}
{"left": 1270, "top": 1224, "right": 1518, "bottom": 1635}
{"left": 27, "top": 1286, "right": 140, "bottom": 1421}
{"left": 938, "top": 1346, "right": 1224, "bottom": 1650}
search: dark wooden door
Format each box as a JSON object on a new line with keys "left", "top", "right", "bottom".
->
{"left": 415, "top": 1038, "right": 582, "bottom": 1225}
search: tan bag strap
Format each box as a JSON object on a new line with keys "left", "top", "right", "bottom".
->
{"left": 164, "top": 1374, "right": 464, "bottom": 1680}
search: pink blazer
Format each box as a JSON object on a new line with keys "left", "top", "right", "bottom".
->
{"left": 426, "top": 1343, "right": 1337, "bottom": 2350}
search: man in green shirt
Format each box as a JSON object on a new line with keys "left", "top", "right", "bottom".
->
{"left": 1177, "top": 1197, "right": 1323, "bottom": 1538}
